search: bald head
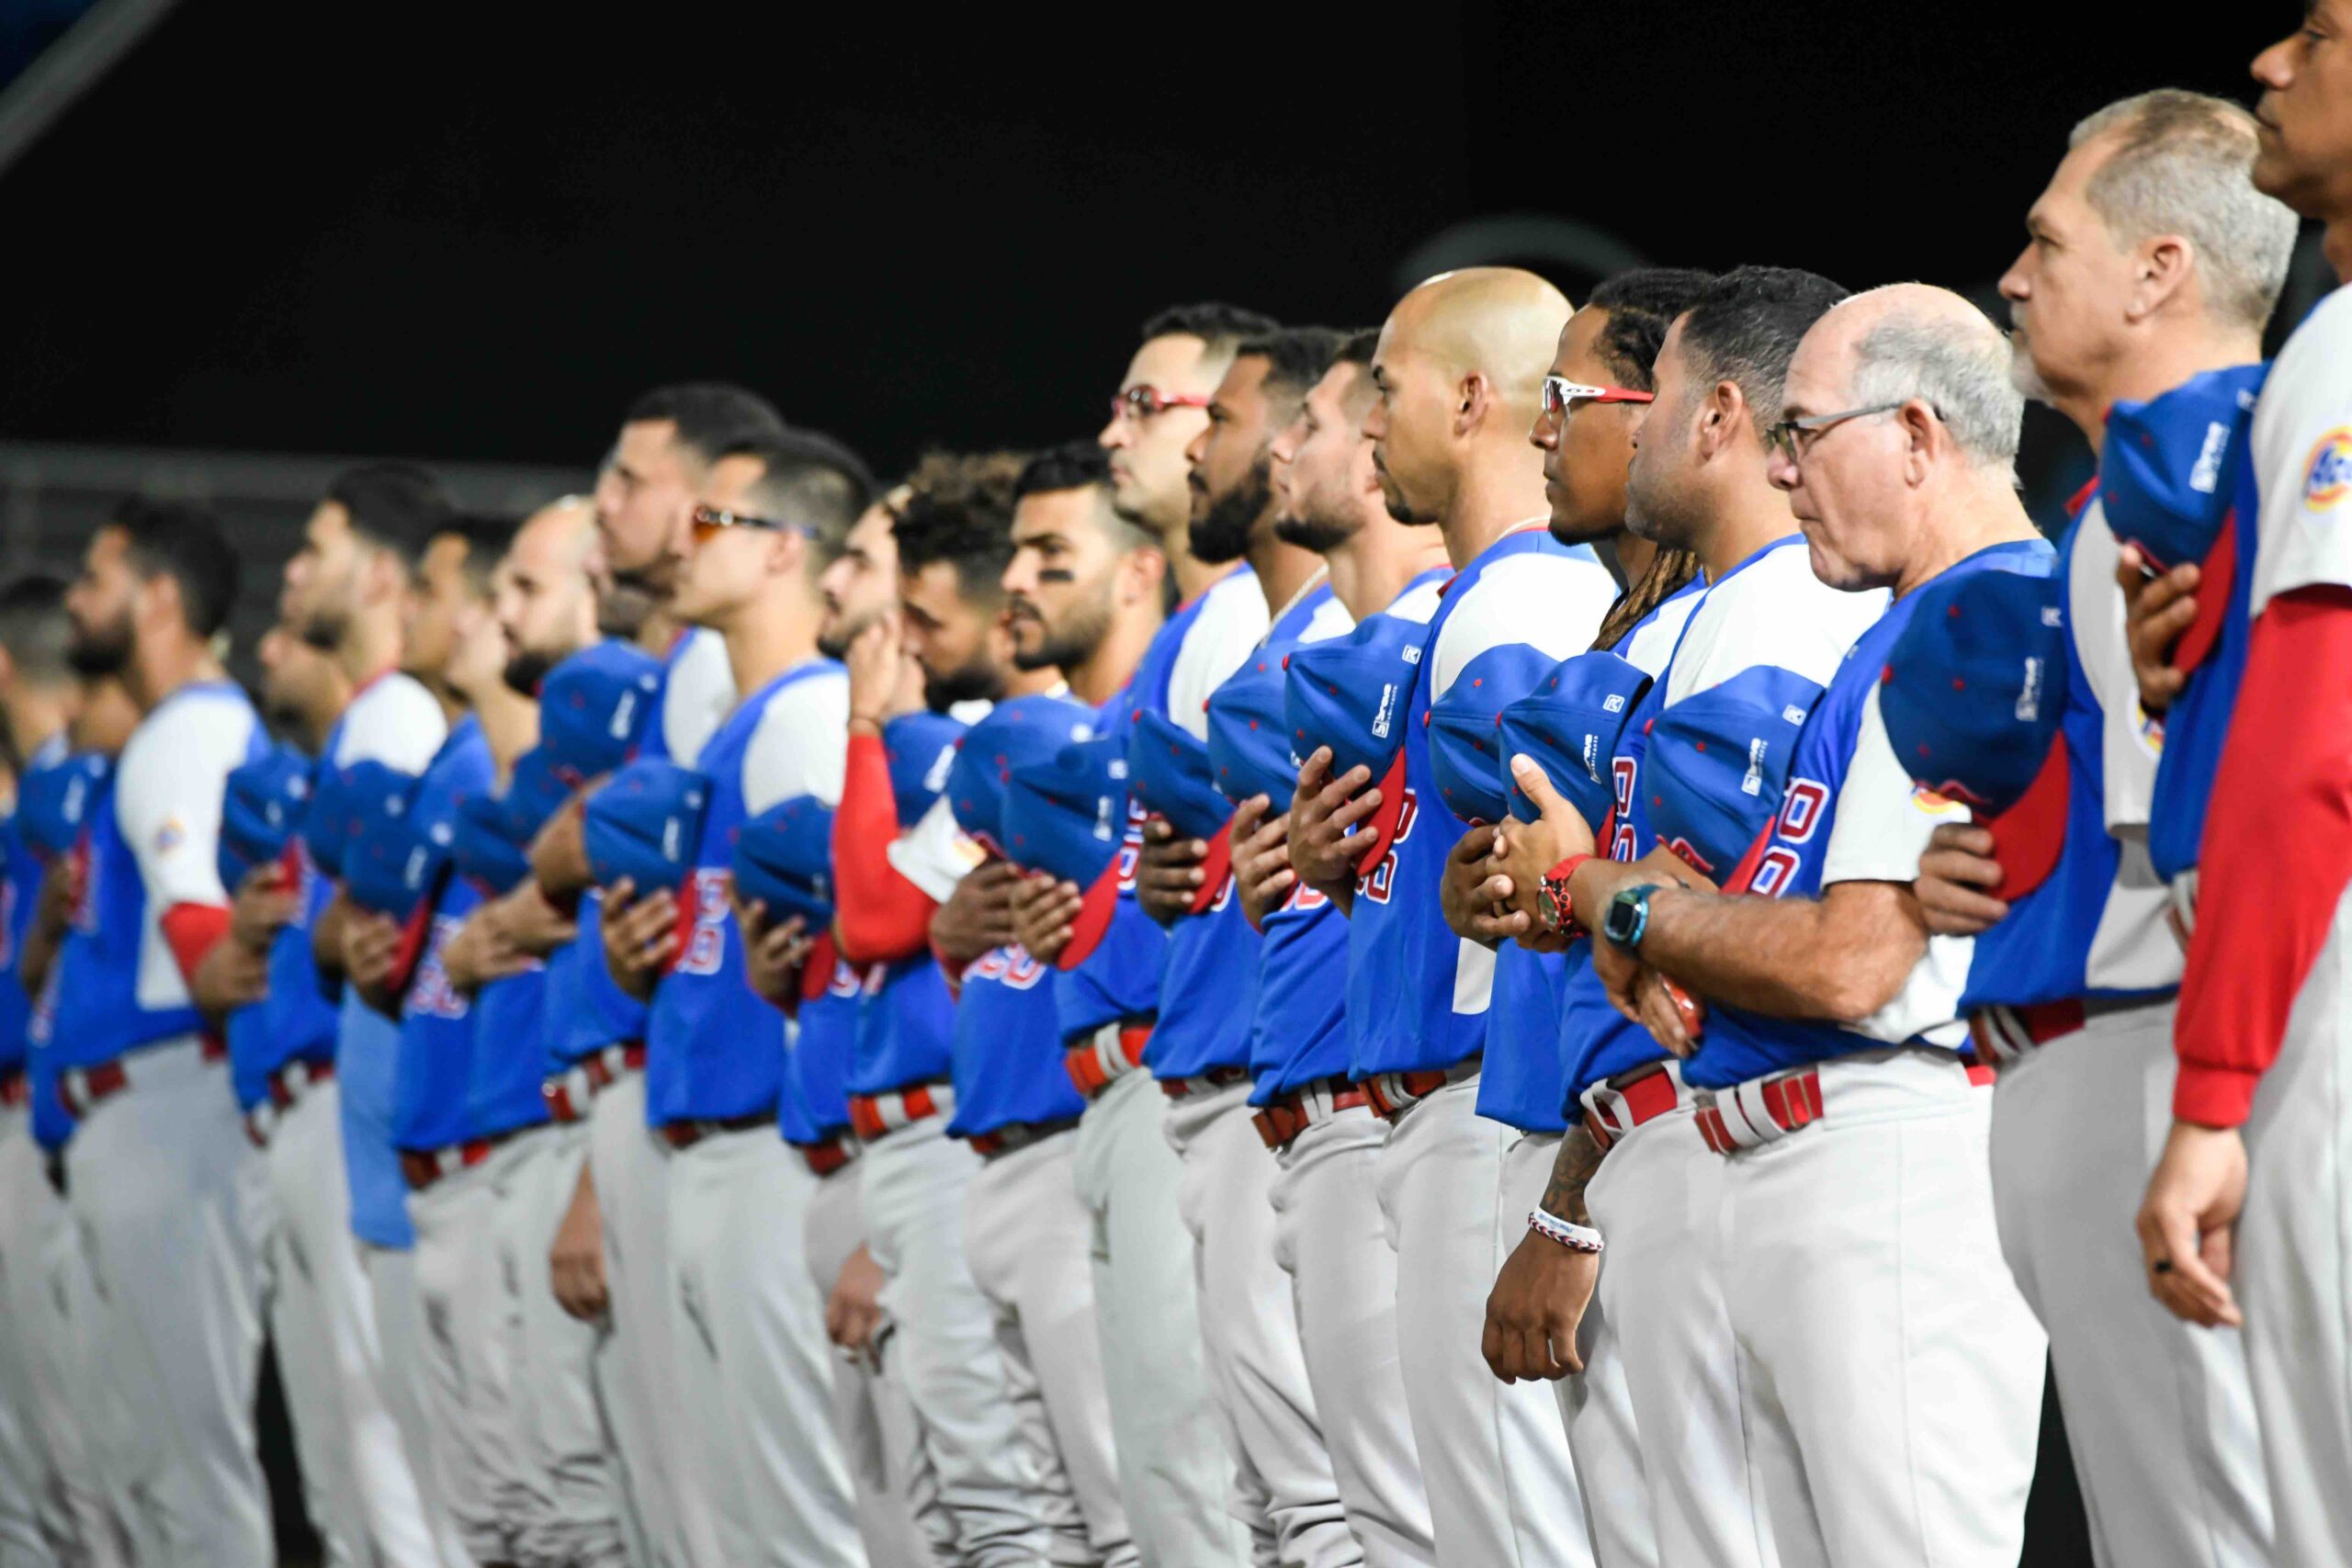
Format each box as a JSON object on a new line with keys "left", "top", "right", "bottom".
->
{"left": 1382, "top": 267, "right": 1572, "bottom": 417}
{"left": 1811, "top": 285, "right": 2024, "bottom": 471}
{"left": 498, "top": 495, "right": 601, "bottom": 694}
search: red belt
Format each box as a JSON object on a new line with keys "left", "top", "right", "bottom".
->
{"left": 245, "top": 1057, "right": 337, "bottom": 1147}
{"left": 1161, "top": 1066, "right": 1251, "bottom": 1100}
{"left": 659, "top": 1111, "right": 773, "bottom": 1150}
{"left": 847, "top": 1081, "right": 955, "bottom": 1140}
{"left": 1252, "top": 1077, "right": 1370, "bottom": 1150}
{"left": 1063, "top": 1022, "right": 1154, "bottom": 1100}
{"left": 1579, "top": 1062, "right": 1684, "bottom": 1152}
{"left": 542, "top": 1042, "right": 648, "bottom": 1124}
{"left": 792, "top": 1131, "right": 860, "bottom": 1177}
{"left": 400, "top": 1134, "right": 503, "bottom": 1191}
{"left": 1968, "top": 999, "right": 2086, "bottom": 1066}
{"left": 1363, "top": 1057, "right": 1479, "bottom": 1122}
{"left": 1694, "top": 1066, "right": 1824, "bottom": 1155}
{"left": 0, "top": 1069, "right": 27, "bottom": 1109}
{"left": 967, "top": 1116, "right": 1080, "bottom": 1158}
{"left": 59, "top": 1037, "right": 227, "bottom": 1120}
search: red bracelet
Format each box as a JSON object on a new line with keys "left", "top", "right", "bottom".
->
{"left": 1539, "top": 854, "right": 1593, "bottom": 936}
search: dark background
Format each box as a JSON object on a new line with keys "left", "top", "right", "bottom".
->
{"left": 2, "top": 4, "right": 2314, "bottom": 1562}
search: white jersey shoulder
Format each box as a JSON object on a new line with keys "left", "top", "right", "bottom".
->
{"left": 1618, "top": 585, "right": 1702, "bottom": 679}
{"left": 2067, "top": 500, "right": 2162, "bottom": 830}
{"left": 1385, "top": 574, "right": 1446, "bottom": 626}
{"left": 1168, "top": 571, "right": 1270, "bottom": 741}
{"left": 334, "top": 672, "right": 447, "bottom": 771}
{"left": 888, "top": 794, "right": 986, "bottom": 903}
{"left": 664, "top": 628, "right": 738, "bottom": 769}
{"left": 1666, "top": 543, "right": 1885, "bottom": 705}
{"left": 118, "top": 684, "right": 259, "bottom": 1010}
{"left": 2251, "top": 281, "right": 2352, "bottom": 615}
{"left": 741, "top": 665, "right": 849, "bottom": 816}
{"left": 1294, "top": 594, "right": 1355, "bottom": 648}
{"left": 1430, "top": 550, "right": 1615, "bottom": 702}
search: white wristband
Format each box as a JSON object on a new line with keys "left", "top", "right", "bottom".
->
{"left": 1528, "top": 1209, "right": 1603, "bottom": 1254}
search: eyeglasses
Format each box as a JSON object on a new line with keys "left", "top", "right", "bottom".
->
{"left": 689, "top": 503, "right": 816, "bottom": 545}
{"left": 1108, "top": 385, "right": 1212, "bottom": 423}
{"left": 1765, "top": 400, "right": 1927, "bottom": 464}
{"left": 1540, "top": 377, "right": 1655, "bottom": 418}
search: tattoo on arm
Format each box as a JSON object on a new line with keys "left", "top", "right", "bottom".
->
{"left": 1540, "top": 1124, "right": 1604, "bottom": 1225}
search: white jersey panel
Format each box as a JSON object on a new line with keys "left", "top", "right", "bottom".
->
{"left": 2067, "top": 501, "right": 2163, "bottom": 832}
{"left": 1663, "top": 545, "right": 1884, "bottom": 706}
{"left": 663, "top": 630, "right": 738, "bottom": 770}
{"left": 1168, "top": 572, "right": 1269, "bottom": 741}
{"left": 333, "top": 673, "right": 447, "bottom": 772}
{"left": 117, "top": 687, "right": 260, "bottom": 1010}
{"left": 1428, "top": 553, "right": 1614, "bottom": 703}
{"left": 741, "top": 669, "right": 850, "bottom": 817}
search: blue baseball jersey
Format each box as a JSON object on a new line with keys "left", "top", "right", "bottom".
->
{"left": 537, "top": 922, "right": 589, "bottom": 1077}
{"left": 781, "top": 953, "right": 863, "bottom": 1144}
{"left": 464, "top": 966, "right": 551, "bottom": 1140}
{"left": 228, "top": 856, "right": 339, "bottom": 1110}
{"left": 845, "top": 954, "right": 958, "bottom": 1096}
{"left": 1683, "top": 540, "right": 2052, "bottom": 1089}
{"left": 0, "top": 812, "right": 40, "bottom": 1079}
{"left": 645, "top": 660, "right": 846, "bottom": 1125}
{"left": 1349, "top": 529, "right": 1616, "bottom": 1077}
{"left": 390, "top": 716, "right": 493, "bottom": 1152}
{"left": 945, "top": 941, "right": 1082, "bottom": 1136}
{"left": 2146, "top": 454, "right": 2260, "bottom": 886}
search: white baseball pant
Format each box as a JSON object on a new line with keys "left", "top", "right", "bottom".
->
{"left": 263, "top": 1082, "right": 448, "bottom": 1567}
{"left": 491, "top": 1122, "right": 631, "bottom": 1568}
{"left": 361, "top": 1242, "right": 471, "bottom": 1567}
{"left": 1581, "top": 1084, "right": 1776, "bottom": 1568}
{"left": 408, "top": 1148, "right": 526, "bottom": 1565}
{"left": 964, "top": 1127, "right": 1136, "bottom": 1567}
{"left": 45, "top": 1176, "right": 148, "bottom": 1567}
{"left": 867, "top": 1115, "right": 1076, "bottom": 1565}
{"left": 1712, "top": 1049, "right": 2043, "bottom": 1568}
{"left": 1169, "top": 1085, "right": 1353, "bottom": 1567}
{"left": 247, "top": 1119, "right": 356, "bottom": 1567}
{"left": 1071, "top": 1066, "right": 1248, "bottom": 1566}
{"left": 1374, "top": 1074, "right": 1591, "bottom": 1568}
{"left": 1270, "top": 1103, "right": 1434, "bottom": 1568}
{"left": 1501, "top": 1132, "right": 1654, "bottom": 1568}
{"left": 585, "top": 1070, "right": 716, "bottom": 1568}
{"left": 62, "top": 1038, "right": 272, "bottom": 1567}
{"left": 665, "top": 1126, "right": 862, "bottom": 1568}
{"left": 2232, "top": 883, "right": 2352, "bottom": 1564}
{"left": 802, "top": 1152, "right": 938, "bottom": 1568}
{"left": 1989, "top": 1003, "right": 2270, "bottom": 1568}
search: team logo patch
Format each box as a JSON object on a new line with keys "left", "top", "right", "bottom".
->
{"left": 153, "top": 816, "right": 186, "bottom": 854}
{"left": 2301, "top": 427, "right": 2352, "bottom": 513}
{"left": 1910, "top": 783, "right": 1960, "bottom": 814}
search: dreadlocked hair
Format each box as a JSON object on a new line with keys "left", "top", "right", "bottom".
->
{"left": 1591, "top": 547, "right": 1702, "bottom": 651}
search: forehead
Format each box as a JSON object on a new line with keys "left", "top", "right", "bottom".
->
{"left": 1214, "top": 353, "right": 1272, "bottom": 407}
{"left": 700, "top": 453, "right": 766, "bottom": 509}
{"left": 1012, "top": 486, "right": 1099, "bottom": 543}
{"left": 420, "top": 534, "right": 471, "bottom": 586}
{"left": 304, "top": 500, "right": 353, "bottom": 547}
{"left": 845, "top": 502, "right": 896, "bottom": 555}
{"left": 902, "top": 558, "right": 967, "bottom": 606}
{"left": 1553, "top": 307, "right": 1612, "bottom": 377}
{"left": 2033, "top": 135, "right": 2114, "bottom": 224}
{"left": 617, "top": 419, "right": 681, "bottom": 473}
{"left": 1781, "top": 314, "right": 1859, "bottom": 411}
{"left": 1123, "top": 333, "right": 1210, "bottom": 393}
{"left": 510, "top": 510, "right": 582, "bottom": 576}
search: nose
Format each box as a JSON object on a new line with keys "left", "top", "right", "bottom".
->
{"left": 1097, "top": 407, "right": 1128, "bottom": 449}
{"left": 2252, "top": 37, "right": 2294, "bottom": 89}
{"left": 1183, "top": 424, "right": 1209, "bottom": 468}
{"left": 1765, "top": 446, "right": 1801, "bottom": 493}
{"left": 1528, "top": 407, "right": 1560, "bottom": 452}
{"left": 1996, "top": 251, "right": 2030, "bottom": 303}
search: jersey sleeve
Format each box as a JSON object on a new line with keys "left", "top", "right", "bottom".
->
{"left": 1818, "top": 685, "right": 1971, "bottom": 887}
{"left": 1664, "top": 550, "right": 1884, "bottom": 704}
{"left": 741, "top": 674, "right": 850, "bottom": 816}
{"left": 1429, "top": 556, "right": 1615, "bottom": 701}
{"left": 2250, "top": 284, "right": 2352, "bottom": 615}
{"left": 2067, "top": 504, "right": 2163, "bottom": 831}
{"left": 334, "top": 675, "right": 447, "bottom": 772}
{"left": 886, "top": 795, "right": 985, "bottom": 904}
{"left": 1166, "top": 576, "right": 1269, "bottom": 740}
{"left": 664, "top": 630, "right": 739, "bottom": 769}
{"left": 118, "top": 695, "right": 255, "bottom": 913}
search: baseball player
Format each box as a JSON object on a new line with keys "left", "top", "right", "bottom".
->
{"left": 1540, "top": 286, "right": 2049, "bottom": 1567}
{"left": 1902, "top": 93, "right": 2287, "bottom": 1568}
{"left": 2129, "top": 23, "right": 2352, "bottom": 1559}
{"left": 1129, "top": 325, "right": 1356, "bottom": 1566}
{"left": 52, "top": 500, "right": 272, "bottom": 1566}
{"left": 1481, "top": 268, "right": 1887, "bottom": 1567}
{"left": 597, "top": 435, "right": 864, "bottom": 1565}
{"left": 1283, "top": 268, "right": 1615, "bottom": 1568}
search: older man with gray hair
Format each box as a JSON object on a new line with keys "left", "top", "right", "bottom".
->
{"left": 1907, "top": 87, "right": 2292, "bottom": 1568}
{"left": 1544, "top": 285, "right": 2052, "bottom": 1565}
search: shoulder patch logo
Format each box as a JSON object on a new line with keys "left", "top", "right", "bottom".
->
{"left": 2302, "top": 427, "right": 2352, "bottom": 513}
{"left": 153, "top": 816, "right": 186, "bottom": 855}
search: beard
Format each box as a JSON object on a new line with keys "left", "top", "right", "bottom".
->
{"left": 295, "top": 603, "right": 350, "bottom": 654}
{"left": 1274, "top": 499, "right": 1357, "bottom": 553}
{"left": 503, "top": 644, "right": 564, "bottom": 697}
{"left": 816, "top": 604, "right": 883, "bottom": 662}
{"left": 922, "top": 651, "right": 1005, "bottom": 709}
{"left": 595, "top": 578, "right": 655, "bottom": 640}
{"left": 2007, "top": 331, "right": 2054, "bottom": 405}
{"left": 1187, "top": 461, "right": 1272, "bottom": 567}
{"left": 65, "top": 608, "right": 132, "bottom": 677}
{"left": 1007, "top": 590, "right": 1112, "bottom": 674}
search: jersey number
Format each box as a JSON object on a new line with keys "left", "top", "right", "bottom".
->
{"left": 1358, "top": 787, "right": 1419, "bottom": 907}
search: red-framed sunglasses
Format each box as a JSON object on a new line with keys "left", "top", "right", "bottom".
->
{"left": 1108, "top": 385, "right": 1212, "bottom": 422}
{"left": 1540, "top": 377, "right": 1655, "bottom": 418}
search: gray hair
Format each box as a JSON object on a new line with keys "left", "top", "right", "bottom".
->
{"left": 2070, "top": 90, "right": 2298, "bottom": 332}
{"left": 1848, "top": 311, "right": 2024, "bottom": 474}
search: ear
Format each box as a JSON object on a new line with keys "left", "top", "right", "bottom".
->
{"left": 1694, "top": 379, "right": 1743, "bottom": 459}
{"left": 1453, "top": 371, "right": 1490, "bottom": 439}
{"left": 2130, "top": 233, "right": 2195, "bottom": 322}
{"left": 1895, "top": 399, "right": 1940, "bottom": 485}
{"left": 359, "top": 545, "right": 406, "bottom": 609}
{"left": 1115, "top": 544, "right": 1167, "bottom": 608}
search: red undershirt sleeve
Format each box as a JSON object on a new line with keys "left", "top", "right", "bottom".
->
{"left": 161, "top": 902, "right": 233, "bottom": 987}
{"left": 2173, "top": 585, "right": 2352, "bottom": 1127}
{"left": 831, "top": 731, "right": 938, "bottom": 964}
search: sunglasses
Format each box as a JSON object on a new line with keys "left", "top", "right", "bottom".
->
{"left": 1108, "top": 385, "right": 1212, "bottom": 423}
{"left": 689, "top": 503, "right": 817, "bottom": 546}
{"left": 1540, "top": 377, "right": 1655, "bottom": 419}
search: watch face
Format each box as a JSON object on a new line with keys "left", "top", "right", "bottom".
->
{"left": 1604, "top": 886, "right": 1645, "bottom": 946}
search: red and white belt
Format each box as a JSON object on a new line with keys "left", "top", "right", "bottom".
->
{"left": 400, "top": 1133, "right": 512, "bottom": 1191}
{"left": 1363, "top": 1056, "right": 1480, "bottom": 1122}
{"left": 1694, "top": 1056, "right": 1994, "bottom": 1156}
{"left": 543, "top": 1042, "right": 648, "bottom": 1124}
{"left": 1063, "top": 1021, "right": 1154, "bottom": 1100}
{"left": 848, "top": 1081, "right": 955, "bottom": 1141}
{"left": 1252, "top": 1076, "right": 1370, "bottom": 1151}
{"left": 1161, "top": 1066, "right": 1251, "bottom": 1100}
{"left": 968, "top": 1116, "right": 1080, "bottom": 1158}
{"left": 1578, "top": 1061, "right": 1689, "bottom": 1152}
{"left": 791, "top": 1131, "right": 861, "bottom": 1178}
{"left": 59, "top": 1036, "right": 226, "bottom": 1120}
{"left": 659, "top": 1111, "right": 773, "bottom": 1151}
{"left": 245, "top": 1057, "right": 337, "bottom": 1148}
{"left": 0, "top": 1068, "right": 28, "bottom": 1109}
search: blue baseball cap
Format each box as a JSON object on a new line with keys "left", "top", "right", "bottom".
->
{"left": 944, "top": 694, "right": 1097, "bottom": 854}
{"left": 1284, "top": 612, "right": 1430, "bottom": 875}
{"left": 1881, "top": 562, "right": 2070, "bottom": 900}
{"left": 730, "top": 795, "right": 837, "bottom": 930}
{"left": 1204, "top": 652, "right": 1294, "bottom": 809}
{"left": 538, "top": 641, "right": 663, "bottom": 781}
{"left": 503, "top": 745, "right": 575, "bottom": 843}
{"left": 220, "top": 743, "right": 314, "bottom": 891}
{"left": 17, "top": 751, "right": 107, "bottom": 861}
{"left": 582, "top": 759, "right": 709, "bottom": 896}
{"left": 1001, "top": 733, "right": 1130, "bottom": 968}
{"left": 1128, "top": 707, "right": 1235, "bottom": 915}
{"left": 1644, "top": 666, "right": 1824, "bottom": 888}
{"left": 1495, "top": 651, "right": 1653, "bottom": 831}
{"left": 1429, "top": 644, "right": 1561, "bottom": 827}
{"left": 304, "top": 759, "right": 418, "bottom": 883}
{"left": 883, "top": 711, "right": 966, "bottom": 827}
{"left": 2100, "top": 362, "right": 2267, "bottom": 677}
{"left": 451, "top": 788, "right": 531, "bottom": 897}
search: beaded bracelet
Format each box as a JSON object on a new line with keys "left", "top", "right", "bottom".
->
{"left": 1527, "top": 1209, "right": 1604, "bottom": 1254}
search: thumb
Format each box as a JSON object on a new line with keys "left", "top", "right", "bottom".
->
{"left": 1510, "top": 753, "right": 1567, "bottom": 818}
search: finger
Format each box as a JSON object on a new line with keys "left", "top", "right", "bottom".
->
{"left": 1509, "top": 753, "right": 1566, "bottom": 816}
{"left": 1476, "top": 908, "right": 1532, "bottom": 941}
{"left": 1477, "top": 874, "right": 1516, "bottom": 905}
{"left": 1142, "top": 818, "right": 1171, "bottom": 845}
{"left": 2141, "top": 1202, "right": 2234, "bottom": 1326}
{"left": 1481, "top": 1314, "right": 1510, "bottom": 1382}
{"left": 1315, "top": 764, "right": 1374, "bottom": 811}
{"left": 1324, "top": 787, "right": 1382, "bottom": 833}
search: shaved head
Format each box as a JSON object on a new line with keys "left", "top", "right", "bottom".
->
{"left": 1382, "top": 267, "right": 1571, "bottom": 419}
{"left": 497, "top": 496, "right": 601, "bottom": 694}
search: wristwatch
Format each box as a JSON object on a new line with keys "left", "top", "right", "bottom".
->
{"left": 1601, "top": 883, "right": 1663, "bottom": 952}
{"left": 1537, "top": 854, "right": 1592, "bottom": 934}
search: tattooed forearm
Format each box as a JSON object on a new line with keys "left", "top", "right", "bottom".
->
{"left": 1540, "top": 1123, "right": 1604, "bottom": 1225}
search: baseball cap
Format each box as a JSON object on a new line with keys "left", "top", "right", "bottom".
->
{"left": 944, "top": 694, "right": 1096, "bottom": 854}
{"left": 730, "top": 795, "right": 837, "bottom": 930}
{"left": 2100, "top": 362, "right": 2267, "bottom": 676}
{"left": 17, "top": 752, "right": 107, "bottom": 861}
{"left": 1495, "top": 651, "right": 1653, "bottom": 832}
{"left": 1000, "top": 733, "right": 1130, "bottom": 968}
{"left": 451, "top": 788, "right": 531, "bottom": 897}
{"left": 582, "top": 758, "right": 710, "bottom": 895}
{"left": 1428, "top": 643, "right": 1562, "bottom": 827}
{"left": 220, "top": 743, "right": 314, "bottom": 891}
{"left": 1881, "top": 561, "right": 2070, "bottom": 900}
{"left": 304, "top": 759, "right": 418, "bottom": 882}
{"left": 1283, "top": 612, "right": 1430, "bottom": 875}
{"left": 883, "top": 711, "right": 966, "bottom": 827}
{"left": 538, "top": 641, "right": 663, "bottom": 781}
{"left": 502, "top": 746, "right": 575, "bottom": 843}
{"left": 1204, "top": 652, "right": 1295, "bottom": 809}
{"left": 1644, "top": 666, "right": 1824, "bottom": 889}
{"left": 340, "top": 773, "right": 435, "bottom": 920}
{"left": 1128, "top": 707, "right": 1235, "bottom": 915}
